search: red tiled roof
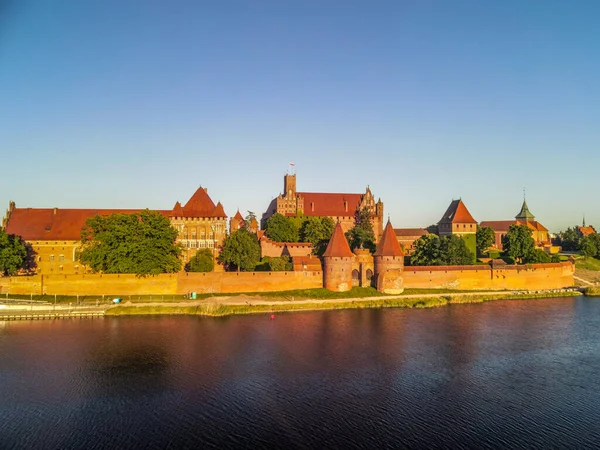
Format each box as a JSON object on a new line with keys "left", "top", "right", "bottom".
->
{"left": 212, "top": 202, "right": 227, "bottom": 218}
{"left": 5, "top": 208, "right": 170, "bottom": 241}
{"left": 439, "top": 200, "right": 477, "bottom": 224}
{"left": 322, "top": 222, "right": 354, "bottom": 258}
{"left": 578, "top": 226, "right": 596, "bottom": 236}
{"left": 292, "top": 255, "right": 322, "bottom": 271}
{"left": 298, "top": 192, "right": 363, "bottom": 217}
{"left": 233, "top": 210, "right": 244, "bottom": 221}
{"left": 374, "top": 221, "right": 405, "bottom": 257}
{"left": 172, "top": 202, "right": 184, "bottom": 217}
{"left": 481, "top": 220, "right": 549, "bottom": 233}
{"left": 394, "top": 228, "right": 429, "bottom": 237}
{"left": 181, "top": 187, "right": 216, "bottom": 217}
{"left": 480, "top": 221, "right": 514, "bottom": 232}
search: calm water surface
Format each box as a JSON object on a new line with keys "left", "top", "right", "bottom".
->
{"left": 2, "top": 297, "right": 600, "bottom": 449}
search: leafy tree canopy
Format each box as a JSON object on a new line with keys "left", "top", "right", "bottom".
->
{"left": 0, "top": 229, "right": 28, "bottom": 276}
{"left": 476, "top": 225, "right": 496, "bottom": 256}
{"left": 218, "top": 228, "right": 260, "bottom": 271}
{"left": 265, "top": 213, "right": 300, "bottom": 243}
{"left": 411, "top": 234, "right": 443, "bottom": 266}
{"left": 300, "top": 216, "right": 335, "bottom": 255}
{"left": 580, "top": 234, "right": 600, "bottom": 258}
{"left": 185, "top": 248, "right": 214, "bottom": 272}
{"left": 440, "top": 235, "right": 476, "bottom": 265}
{"left": 501, "top": 224, "right": 536, "bottom": 264}
{"left": 79, "top": 210, "right": 182, "bottom": 276}
{"left": 555, "top": 227, "right": 581, "bottom": 251}
{"left": 525, "top": 249, "right": 551, "bottom": 264}
{"left": 411, "top": 234, "right": 474, "bottom": 266}
{"left": 345, "top": 208, "right": 376, "bottom": 252}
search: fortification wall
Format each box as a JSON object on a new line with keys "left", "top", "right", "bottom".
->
{"left": 403, "top": 263, "right": 574, "bottom": 290}
{"left": 177, "top": 271, "right": 322, "bottom": 294}
{"left": 0, "top": 262, "right": 573, "bottom": 296}
{"left": 0, "top": 271, "right": 323, "bottom": 296}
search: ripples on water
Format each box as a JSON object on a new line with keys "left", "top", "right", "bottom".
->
{"left": 2, "top": 297, "right": 600, "bottom": 449}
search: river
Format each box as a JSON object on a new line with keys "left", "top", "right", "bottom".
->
{"left": 1, "top": 296, "right": 600, "bottom": 449}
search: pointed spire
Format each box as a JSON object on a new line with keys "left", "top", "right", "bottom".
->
{"left": 374, "top": 220, "right": 404, "bottom": 257}
{"left": 172, "top": 201, "right": 183, "bottom": 217}
{"left": 583, "top": 214, "right": 586, "bottom": 227}
{"left": 233, "top": 209, "right": 244, "bottom": 221}
{"left": 515, "top": 200, "right": 535, "bottom": 222}
{"left": 211, "top": 202, "right": 227, "bottom": 218}
{"left": 322, "top": 223, "right": 354, "bottom": 258}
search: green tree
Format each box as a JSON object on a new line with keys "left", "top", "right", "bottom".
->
{"left": 410, "top": 234, "right": 442, "bottom": 266}
{"left": 218, "top": 228, "right": 260, "bottom": 271}
{"left": 300, "top": 216, "right": 335, "bottom": 255}
{"left": 526, "top": 249, "right": 551, "bottom": 263}
{"left": 345, "top": 208, "right": 376, "bottom": 252}
{"left": 440, "top": 235, "right": 475, "bottom": 265}
{"left": 0, "top": 229, "right": 28, "bottom": 276}
{"left": 265, "top": 213, "right": 300, "bottom": 242}
{"left": 556, "top": 227, "right": 581, "bottom": 251}
{"left": 587, "top": 233, "right": 600, "bottom": 258}
{"left": 502, "top": 224, "right": 536, "bottom": 264}
{"left": 79, "top": 210, "right": 182, "bottom": 276}
{"left": 476, "top": 225, "right": 496, "bottom": 256}
{"left": 579, "top": 235, "right": 598, "bottom": 258}
{"left": 185, "top": 248, "right": 214, "bottom": 272}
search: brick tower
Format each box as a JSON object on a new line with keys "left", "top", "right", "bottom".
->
{"left": 373, "top": 220, "right": 405, "bottom": 294}
{"left": 322, "top": 222, "right": 355, "bottom": 292}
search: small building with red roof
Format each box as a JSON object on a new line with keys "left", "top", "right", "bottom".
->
{"left": 480, "top": 200, "right": 554, "bottom": 253}
{"left": 438, "top": 199, "right": 478, "bottom": 237}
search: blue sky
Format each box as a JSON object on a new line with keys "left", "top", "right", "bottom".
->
{"left": 1, "top": 0, "right": 598, "bottom": 232}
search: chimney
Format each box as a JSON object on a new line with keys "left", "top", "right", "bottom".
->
{"left": 203, "top": 188, "right": 208, "bottom": 193}
{"left": 53, "top": 207, "right": 57, "bottom": 215}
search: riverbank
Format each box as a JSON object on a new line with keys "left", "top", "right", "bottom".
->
{"left": 104, "top": 289, "right": 584, "bottom": 318}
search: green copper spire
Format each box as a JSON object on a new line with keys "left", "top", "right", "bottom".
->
{"left": 515, "top": 200, "right": 535, "bottom": 221}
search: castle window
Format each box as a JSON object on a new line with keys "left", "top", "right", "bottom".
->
{"left": 191, "top": 231, "right": 197, "bottom": 239}
{"left": 50, "top": 255, "right": 55, "bottom": 262}
{"left": 183, "top": 230, "right": 189, "bottom": 239}
{"left": 59, "top": 254, "right": 64, "bottom": 262}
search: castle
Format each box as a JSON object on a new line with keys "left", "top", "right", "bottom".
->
{"left": 262, "top": 171, "right": 384, "bottom": 241}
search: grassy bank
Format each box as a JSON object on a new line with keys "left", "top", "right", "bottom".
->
{"left": 105, "top": 290, "right": 582, "bottom": 317}
{"left": 3, "top": 287, "right": 477, "bottom": 305}
{"left": 584, "top": 286, "right": 600, "bottom": 296}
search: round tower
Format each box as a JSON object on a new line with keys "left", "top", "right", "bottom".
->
{"left": 322, "top": 223, "right": 354, "bottom": 292}
{"left": 373, "top": 220, "right": 405, "bottom": 294}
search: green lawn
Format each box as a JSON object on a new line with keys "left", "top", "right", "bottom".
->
{"left": 575, "top": 257, "right": 600, "bottom": 271}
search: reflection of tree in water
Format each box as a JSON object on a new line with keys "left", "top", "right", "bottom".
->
{"left": 86, "top": 343, "right": 171, "bottom": 396}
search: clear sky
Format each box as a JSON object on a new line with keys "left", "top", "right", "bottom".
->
{"left": 1, "top": 1, "right": 599, "bottom": 232}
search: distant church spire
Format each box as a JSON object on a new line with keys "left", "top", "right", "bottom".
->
{"left": 583, "top": 214, "right": 586, "bottom": 227}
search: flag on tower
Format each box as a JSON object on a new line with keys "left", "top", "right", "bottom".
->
{"left": 289, "top": 162, "right": 295, "bottom": 166}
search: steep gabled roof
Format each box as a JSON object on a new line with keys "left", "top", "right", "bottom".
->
{"left": 322, "top": 222, "right": 354, "bottom": 258}
{"left": 211, "top": 202, "right": 227, "bottom": 218}
{"left": 172, "top": 201, "right": 184, "bottom": 217}
{"left": 297, "top": 192, "right": 363, "bottom": 217}
{"left": 515, "top": 200, "right": 535, "bottom": 221}
{"left": 233, "top": 210, "right": 244, "bottom": 221}
{"left": 374, "top": 221, "right": 404, "bottom": 257}
{"left": 182, "top": 187, "right": 216, "bottom": 217}
{"left": 438, "top": 199, "right": 477, "bottom": 224}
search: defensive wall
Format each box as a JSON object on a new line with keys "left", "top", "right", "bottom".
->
{"left": 402, "top": 262, "right": 574, "bottom": 291}
{"left": 0, "top": 263, "right": 574, "bottom": 296}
